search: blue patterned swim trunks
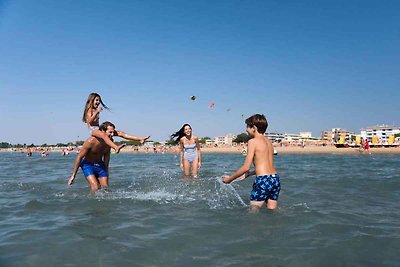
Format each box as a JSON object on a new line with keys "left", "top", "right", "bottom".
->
{"left": 80, "top": 159, "right": 108, "bottom": 179}
{"left": 250, "top": 174, "right": 281, "bottom": 201}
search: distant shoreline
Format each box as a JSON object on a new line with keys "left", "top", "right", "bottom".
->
{"left": 2, "top": 146, "right": 400, "bottom": 155}
{"left": 202, "top": 146, "right": 400, "bottom": 154}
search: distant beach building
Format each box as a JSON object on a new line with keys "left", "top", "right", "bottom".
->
{"left": 205, "top": 139, "right": 215, "bottom": 146}
{"left": 214, "top": 134, "right": 237, "bottom": 146}
{"left": 143, "top": 141, "right": 154, "bottom": 147}
{"left": 321, "top": 129, "right": 332, "bottom": 141}
{"left": 283, "top": 133, "right": 302, "bottom": 142}
{"left": 283, "top": 133, "right": 318, "bottom": 142}
{"left": 360, "top": 125, "right": 400, "bottom": 142}
{"left": 321, "top": 128, "right": 355, "bottom": 142}
{"left": 265, "top": 132, "right": 317, "bottom": 142}
{"left": 264, "top": 132, "right": 285, "bottom": 142}
{"left": 299, "top": 132, "right": 313, "bottom": 139}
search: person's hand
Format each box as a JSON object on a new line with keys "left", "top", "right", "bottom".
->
{"left": 96, "top": 106, "right": 103, "bottom": 113}
{"left": 68, "top": 175, "right": 75, "bottom": 186}
{"left": 222, "top": 175, "right": 230, "bottom": 184}
{"left": 239, "top": 171, "right": 249, "bottom": 181}
{"left": 141, "top": 136, "right": 150, "bottom": 144}
{"left": 180, "top": 163, "right": 184, "bottom": 171}
{"left": 198, "top": 161, "right": 202, "bottom": 169}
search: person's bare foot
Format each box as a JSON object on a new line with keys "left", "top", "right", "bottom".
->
{"left": 115, "top": 143, "right": 126, "bottom": 153}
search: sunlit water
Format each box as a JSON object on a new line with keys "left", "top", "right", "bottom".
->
{"left": 0, "top": 152, "right": 399, "bottom": 266}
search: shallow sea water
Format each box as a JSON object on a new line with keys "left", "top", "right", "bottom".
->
{"left": 0, "top": 152, "right": 399, "bottom": 266}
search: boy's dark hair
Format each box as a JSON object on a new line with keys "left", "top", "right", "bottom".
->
{"left": 245, "top": 114, "right": 268, "bottom": 134}
{"left": 99, "top": 121, "right": 115, "bottom": 131}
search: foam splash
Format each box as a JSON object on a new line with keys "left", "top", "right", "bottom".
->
{"left": 59, "top": 171, "right": 248, "bottom": 209}
{"left": 215, "top": 177, "right": 247, "bottom": 207}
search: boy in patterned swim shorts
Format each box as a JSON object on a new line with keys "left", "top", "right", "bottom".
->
{"left": 223, "top": 114, "right": 281, "bottom": 210}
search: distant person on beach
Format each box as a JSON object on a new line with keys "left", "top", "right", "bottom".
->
{"left": 68, "top": 121, "right": 116, "bottom": 191}
{"left": 171, "top": 124, "right": 202, "bottom": 177}
{"left": 83, "top": 93, "right": 150, "bottom": 153}
{"left": 364, "top": 138, "right": 371, "bottom": 154}
{"left": 222, "top": 114, "right": 281, "bottom": 210}
{"left": 358, "top": 137, "right": 365, "bottom": 153}
{"left": 359, "top": 137, "right": 365, "bottom": 153}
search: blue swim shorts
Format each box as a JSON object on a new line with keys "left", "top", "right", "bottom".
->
{"left": 80, "top": 159, "right": 108, "bottom": 179}
{"left": 250, "top": 174, "right": 281, "bottom": 202}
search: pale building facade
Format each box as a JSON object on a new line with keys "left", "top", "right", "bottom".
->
{"left": 321, "top": 128, "right": 355, "bottom": 142}
{"left": 360, "top": 125, "right": 400, "bottom": 142}
{"left": 214, "top": 134, "right": 237, "bottom": 146}
{"left": 264, "top": 132, "right": 285, "bottom": 142}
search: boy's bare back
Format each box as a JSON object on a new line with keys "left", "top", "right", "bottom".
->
{"left": 250, "top": 135, "right": 276, "bottom": 176}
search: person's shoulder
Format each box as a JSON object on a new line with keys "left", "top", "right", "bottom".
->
{"left": 263, "top": 135, "right": 272, "bottom": 145}
{"left": 247, "top": 137, "right": 257, "bottom": 148}
{"left": 87, "top": 136, "right": 97, "bottom": 142}
{"left": 250, "top": 135, "right": 270, "bottom": 148}
{"left": 86, "top": 136, "right": 99, "bottom": 145}
{"left": 80, "top": 138, "right": 94, "bottom": 150}
{"left": 249, "top": 136, "right": 264, "bottom": 145}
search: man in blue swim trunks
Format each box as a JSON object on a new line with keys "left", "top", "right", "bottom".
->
{"left": 222, "top": 114, "right": 281, "bottom": 210}
{"left": 68, "top": 121, "right": 117, "bottom": 191}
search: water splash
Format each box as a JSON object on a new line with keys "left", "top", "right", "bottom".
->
{"left": 215, "top": 176, "right": 247, "bottom": 207}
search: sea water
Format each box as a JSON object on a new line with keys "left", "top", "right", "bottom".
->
{"left": 0, "top": 152, "right": 399, "bottom": 266}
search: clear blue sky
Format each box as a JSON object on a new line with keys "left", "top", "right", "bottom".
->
{"left": 0, "top": 0, "right": 399, "bottom": 145}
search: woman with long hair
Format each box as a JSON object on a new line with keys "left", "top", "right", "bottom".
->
{"left": 171, "top": 124, "right": 202, "bottom": 177}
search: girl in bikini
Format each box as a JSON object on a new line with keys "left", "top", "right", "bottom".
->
{"left": 171, "top": 124, "right": 202, "bottom": 177}
{"left": 83, "top": 93, "right": 150, "bottom": 153}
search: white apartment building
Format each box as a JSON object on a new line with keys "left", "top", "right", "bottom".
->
{"left": 360, "top": 125, "right": 400, "bottom": 142}
{"left": 266, "top": 132, "right": 317, "bottom": 142}
{"left": 143, "top": 141, "right": 155, "bottom": 147}
{"left": 264, "top": 132, "right": 285, "bottom": 142}
{"left": 214, "top": 134, "right": 237, "bottom": 146}
{"left": 285, "top": 131, "right": 319, "bottom": 141}
{"left": 205, "top": 139, "right": 215, "bottom": 146}
{"left": 299, "top": 132, "right": 312, "bottom": 138}
{"left": 284, "top": 133, "right": 302, "bottom": 141}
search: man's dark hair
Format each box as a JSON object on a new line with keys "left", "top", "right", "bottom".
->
{"left": 245, "top": 114, "right": 268, "bottom": 134}
{"left": 99, "top": 121, "right": 116, "bottom": 131}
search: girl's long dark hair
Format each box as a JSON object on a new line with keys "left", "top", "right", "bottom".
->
{"left": 82, "top": 92, "right": 110, "bottom": 123}
{"left": 171, "top": 124, "right": 191, "bottom": 144}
